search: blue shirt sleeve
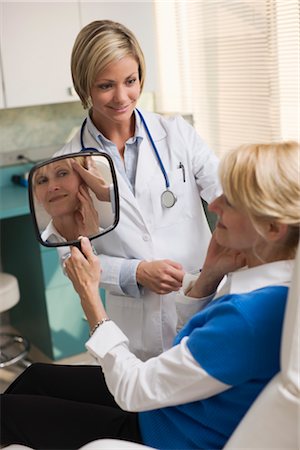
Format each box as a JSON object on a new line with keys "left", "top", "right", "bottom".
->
{"left": 119, "top": 258, "right": 143, "bottom": 298}
{"left": 181, "top": 287, "right": 287, "bottom": 386}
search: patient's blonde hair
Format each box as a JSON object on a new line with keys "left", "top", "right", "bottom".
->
{"left": 219, "top": 141, "right": 300, "bottom": 250}
{"left": 33, "top": 156, "right": 86, "bottom": 189}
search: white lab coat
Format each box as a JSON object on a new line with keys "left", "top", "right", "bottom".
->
{"left": 56, "top": 109, "right": 221, "bottom": 360}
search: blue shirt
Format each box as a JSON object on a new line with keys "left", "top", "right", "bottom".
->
{"left": 138, "top": 285, "right": 288, "bottom": 449}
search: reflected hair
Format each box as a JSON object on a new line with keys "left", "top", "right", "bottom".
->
{"left": 33, "top": 156, "right": 87, "bottom": 188}
{"left": 219, "top": 141, "right": 300, "bottom": 250}
{"left": 71, "top": 20, "right": 146, "bottom": 109}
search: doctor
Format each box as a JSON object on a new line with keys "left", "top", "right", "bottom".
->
{"left": 56, "top": 20, "right": 221, "bottom": 360}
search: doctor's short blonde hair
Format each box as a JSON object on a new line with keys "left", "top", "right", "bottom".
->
{"left": 71, "top": 20, "right": 146, "bottom": 109}
{"left": 219, "top": 141, "right": 300, "bottom": 249}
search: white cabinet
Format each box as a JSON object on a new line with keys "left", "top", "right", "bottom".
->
{"left": 0, "top": 4, "right": 4, "bottom": 108}
{"left": 79, "top": 1, "right": 157, "bottom": 93}
{"left": 0, "top": 66, "right": 4, "bottom": 108}
{"left": 0, "top": 2, "right": 81, "bottom": 108}
{"left": 0, "top": 1, "right": 156, "bottom": 109}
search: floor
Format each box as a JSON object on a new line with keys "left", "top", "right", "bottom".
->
{"left": 0, "top": 324, "right": 96, "bottom": 393}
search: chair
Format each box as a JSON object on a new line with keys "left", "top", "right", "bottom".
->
{"left": 0, "top": 273, "right": 31, "bottom": 368}
{"left": 5, "top": 243, "right": 300, "bottom": 449}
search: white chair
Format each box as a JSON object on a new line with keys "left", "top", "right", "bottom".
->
{"left": 5, "top": 243, "right": 300, "bottom": 449}
{"left": 0, "top": 273, "right": 31, "bottom": 368}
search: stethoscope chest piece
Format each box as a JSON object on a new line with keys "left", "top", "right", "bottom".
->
{"left": 161, "top": 189, "right": 177, "bottom": 208}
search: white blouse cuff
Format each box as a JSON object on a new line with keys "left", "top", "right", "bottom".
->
{"left": 86, "top": 320, "right": 128, "bottom": 359}
{"left": 176, "top": 273, "right": 215, "bottom": 305}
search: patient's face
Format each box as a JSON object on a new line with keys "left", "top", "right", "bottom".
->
{"left": 209, "top": 194, "right": 259, "bottom": 251}
{"left": 34, "top": 160, "right": 82, "bottom": 218}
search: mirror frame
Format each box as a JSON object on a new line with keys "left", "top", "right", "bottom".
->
{"left": 28, "top": 151, "right": 120, "bottom": 248}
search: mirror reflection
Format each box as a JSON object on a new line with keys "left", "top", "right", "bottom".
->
{"left": 28, "top": 152, "right": 119, "bottom": 247}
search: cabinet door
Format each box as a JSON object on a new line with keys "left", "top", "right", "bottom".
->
{"left": 0, "top": 66, "right": 4, "bottom": 108}
{"left": 0, "top": 4, "right": 4, "bottom": 108}
{"left": 79, "top": 1, "right": 157, "bottom": 93}
{"left": 1, "top": 2, "right": 81, "bottom": 108}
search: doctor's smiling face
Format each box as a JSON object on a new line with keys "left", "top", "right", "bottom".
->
{"left": 90, "top": 56, "right": 141, "bottom": 129}
{"left": 34, "top": 160, "right": 82, "bottom": 218}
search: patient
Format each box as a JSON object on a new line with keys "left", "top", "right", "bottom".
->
{"left": 1, "top": 141, "right": 299, "bottom": 450}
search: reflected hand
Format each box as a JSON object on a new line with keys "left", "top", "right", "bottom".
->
{"left": 74, "top": 184, "right": 99, "bottom": 237}
{"left": 72, "top": 158, "right": 110, "bottom": 202}
{"left": 136, "top": 259, "right": 184, "bottom": 295}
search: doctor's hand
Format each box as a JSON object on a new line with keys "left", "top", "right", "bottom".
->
{"left": 64, "top": 237, "right": 107, "bottom": 328}
{"left": 187, "top": 232, "right": 246, "bottom": 298}
{"left": 72, "top": 158, "right": 110, "bottom": 202}
{"left": 136, "top": 260, "right": 184, "bottom": 295}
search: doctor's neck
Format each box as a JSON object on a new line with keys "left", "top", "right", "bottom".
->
{"left": 90, "top": 109, "right": 135, "bottom": 158}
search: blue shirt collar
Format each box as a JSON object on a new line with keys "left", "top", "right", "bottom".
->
{"left": 86, "top": 109, "right": 143, "bottom": 148}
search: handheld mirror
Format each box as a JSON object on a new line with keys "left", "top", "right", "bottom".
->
{"left": 28, "top": 151, "right": 119, "bottom": 249}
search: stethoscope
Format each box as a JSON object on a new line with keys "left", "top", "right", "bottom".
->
{"left": 80, "top": 108, "right": 177, "bottom": 208}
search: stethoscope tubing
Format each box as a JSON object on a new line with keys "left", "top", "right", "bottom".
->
{"left": 135, "top": 109, "right": 170, "bottom": 189}
{"left": 80, "top": 109, "right": 170, "bottom": 190}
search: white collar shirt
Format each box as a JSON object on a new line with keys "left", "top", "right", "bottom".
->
{"left": 86, "top": 259, "right": 293, "bottom": 412}
{"left": 41, "top": 220, "right": 67, "bottom": 244}
{"left": 176, "top": 260, "right": 294, "bottom": 328}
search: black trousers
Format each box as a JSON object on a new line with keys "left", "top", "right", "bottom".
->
{"left": 0, "top": 363, "right": 143, "bottom": 449}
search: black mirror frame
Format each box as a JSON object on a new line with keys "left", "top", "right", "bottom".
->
{"left": 28, "top": 151, "right": 120, "bottom": 248}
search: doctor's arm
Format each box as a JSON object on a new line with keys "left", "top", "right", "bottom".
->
{"left": 64, "top": 237, "right": 230, "bottom": 411}
{"left": 136, "top": 259, "right": 185, "bottom": 294}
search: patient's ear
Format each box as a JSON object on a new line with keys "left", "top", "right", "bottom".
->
{"left": 265, "top": 222, "right": 288, "bottom": 242}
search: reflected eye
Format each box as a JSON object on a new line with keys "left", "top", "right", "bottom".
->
{"left": 36, "top": 176, "right": 48, "bottom": 185}
{"left": 57, "top": 170, "right": 69, "bottom": 177}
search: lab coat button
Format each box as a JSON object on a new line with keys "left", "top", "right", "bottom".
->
{"left": 142, "top": 234, "right": 151, "bottom": 241}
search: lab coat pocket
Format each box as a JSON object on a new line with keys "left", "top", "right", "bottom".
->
{"left": 105, "top": 293, "right": 143, "bottom": 351}
{"left": 149, "top": 169, "right": 192, "bottom": 229}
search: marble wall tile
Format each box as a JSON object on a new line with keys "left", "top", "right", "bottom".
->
{"left": 0, "top": 92, "right": 155, "bottom": 166}
{"left": 0, "top": 101, "right": 85, "bottom": 156}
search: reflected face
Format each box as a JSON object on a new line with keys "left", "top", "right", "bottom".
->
{"left": 90, "top": 56, "right": 141, "bottom": 128}
{"left": 34, "top": 160, "right": 82, "bottom": 218}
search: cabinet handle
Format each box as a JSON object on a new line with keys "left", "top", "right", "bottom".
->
{"left": 67, "top": 86, "right": 77, "bottom": 97}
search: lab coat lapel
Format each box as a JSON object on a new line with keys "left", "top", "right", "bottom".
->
{"left": 135, "top": 112, "right": 167, "bottom": 197}
{"left": 84, "top": 120, "right": 142, "bottom": 216}
{"left": 114, "top": 168, "right": 142, "bottom": 213}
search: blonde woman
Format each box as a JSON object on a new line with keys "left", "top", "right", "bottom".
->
{"left": 2, "top": 141, "right": 299, "bottom": 449}
{"left": 55, "top": 20, "right": 221, "bottom": 360}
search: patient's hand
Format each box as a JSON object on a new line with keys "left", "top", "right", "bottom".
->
{"left": 64, "top": 237, "right": 107, "bottom": 327}
{"left": 187, "top": 232, "right": 246, "bottom": 298}
{"left": 203, "top": 232, "right": 246, "bottom": 276}
{"left": 75, "top": 184, "right": 99, "bottom": 237}
{"left": 72, "top": 158, "right": 110, "bottom": 202}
